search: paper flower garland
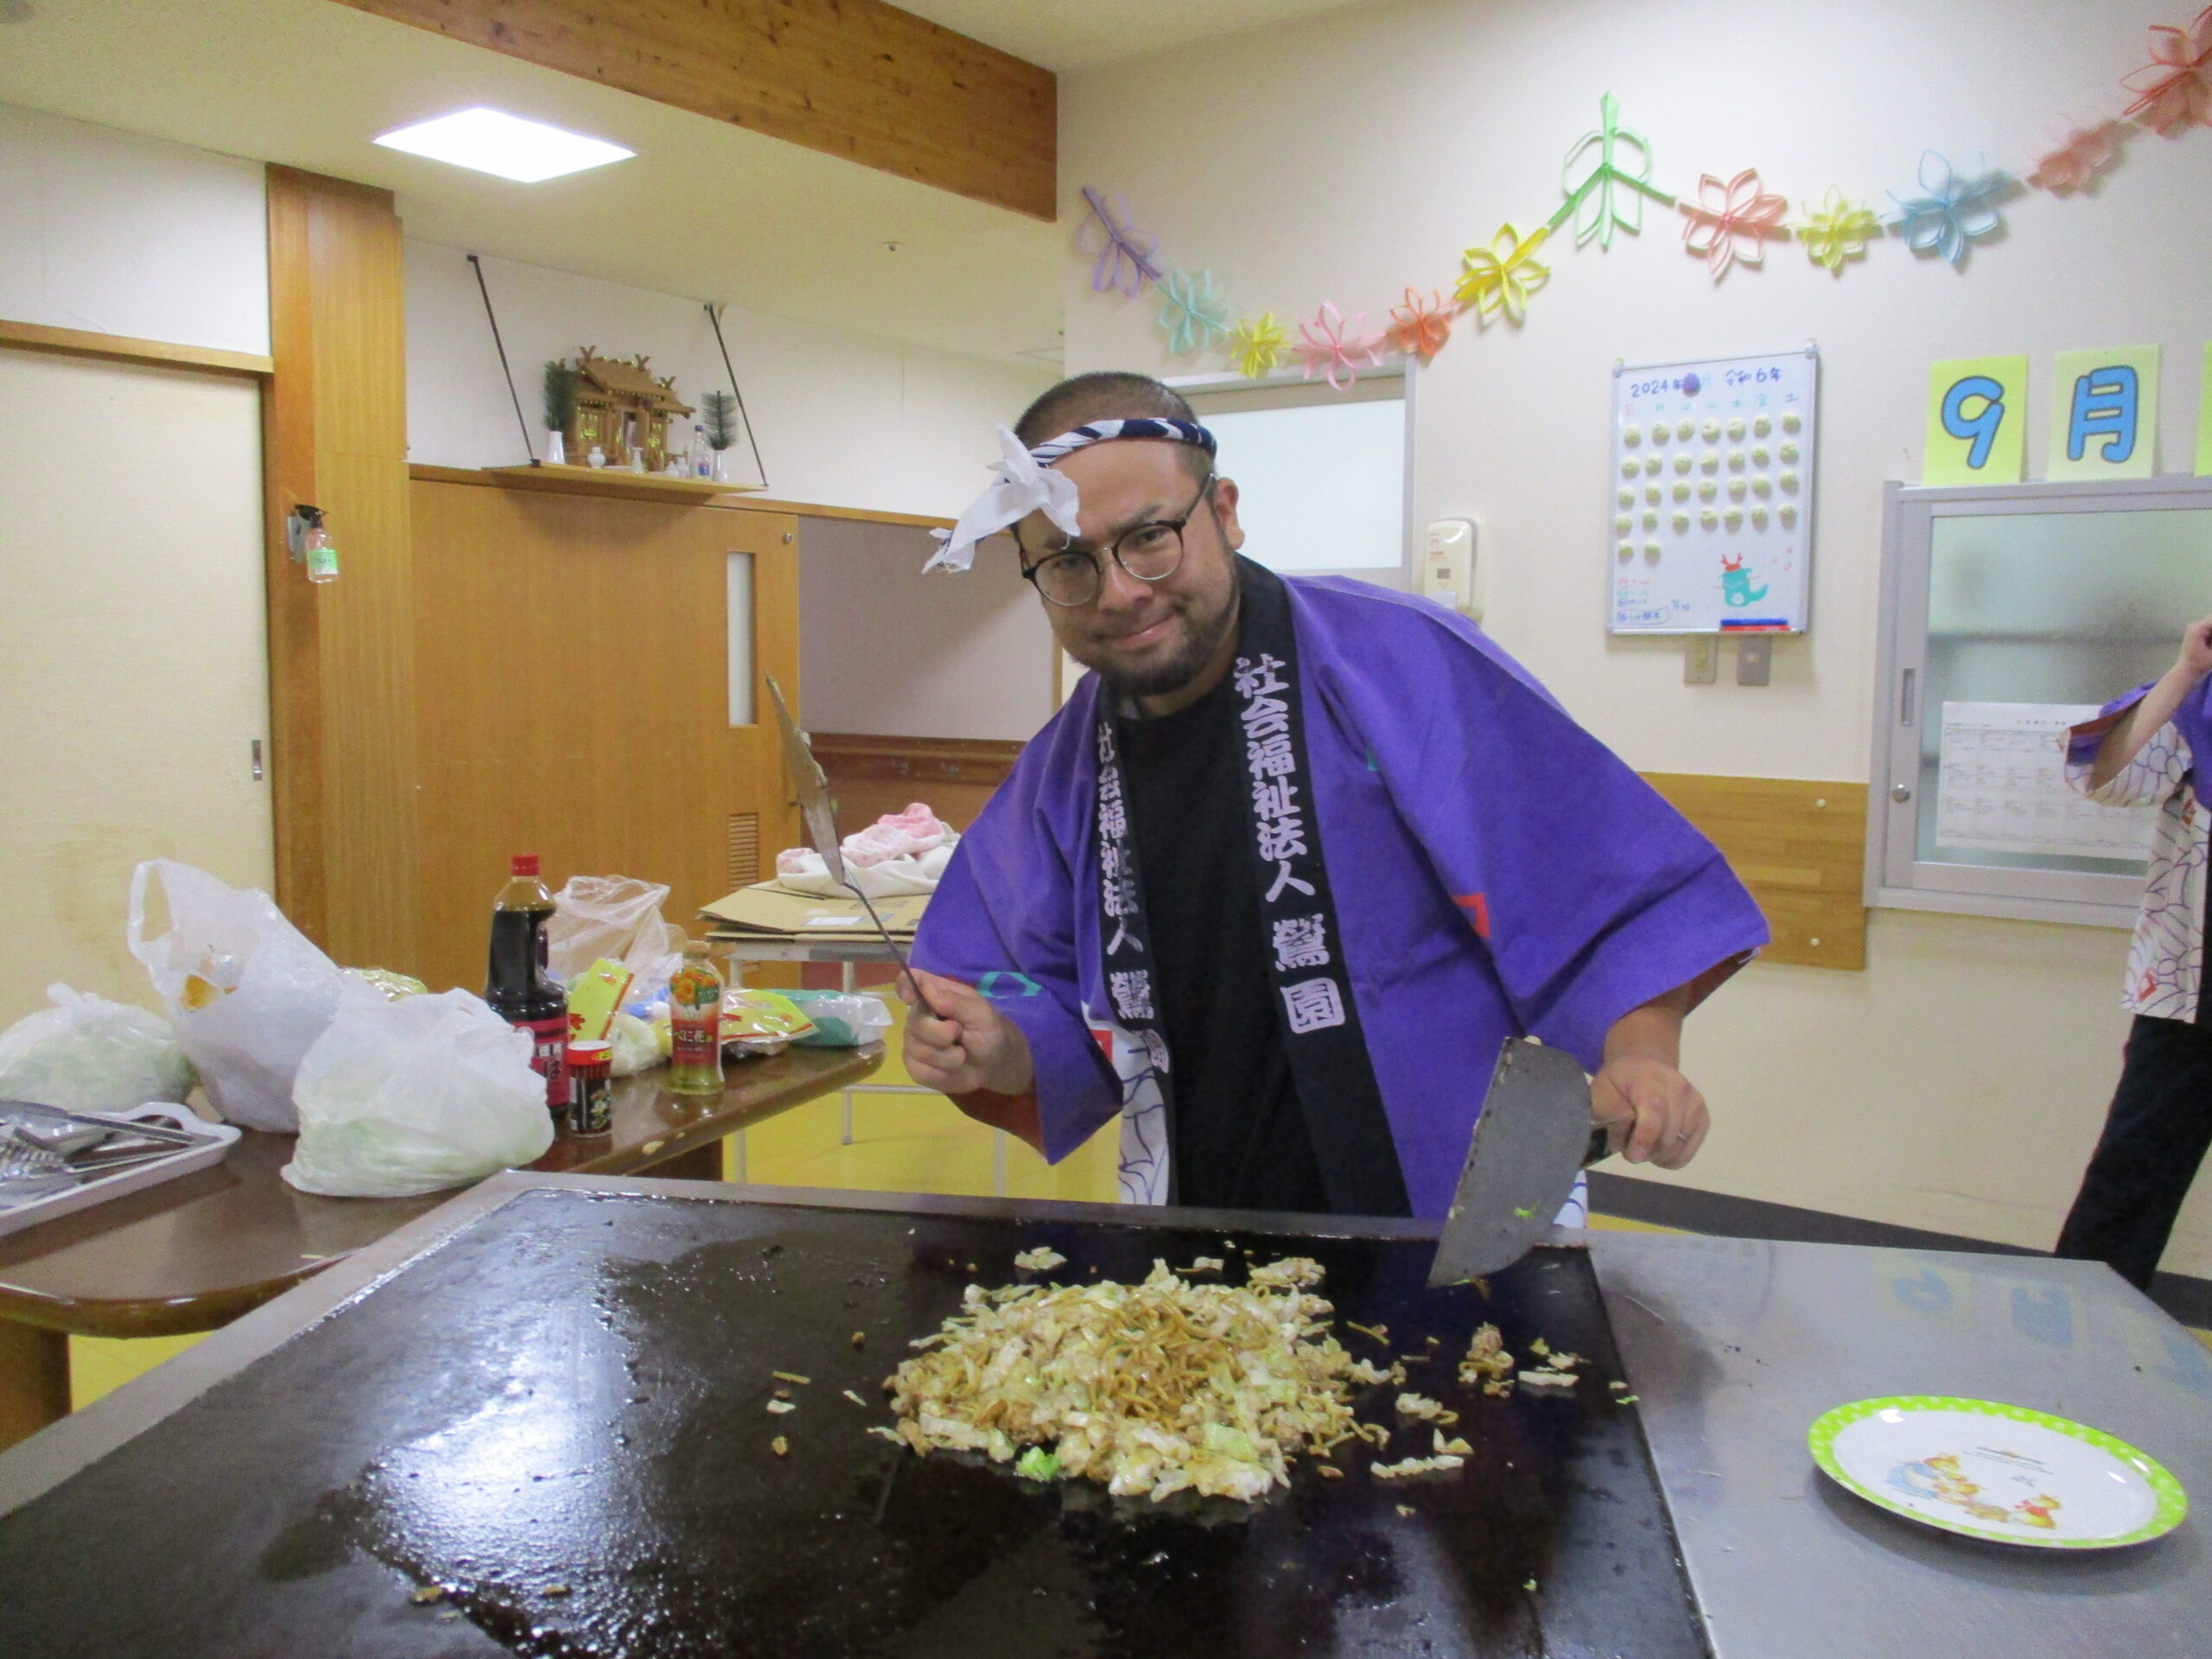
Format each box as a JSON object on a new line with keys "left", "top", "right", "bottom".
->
{"left": 1157, "top": 270, "right": 1235, "bottom": 356}
{"left": 1229, "top": 313, "right": 1290, "bottom": 378}
{"left": 1388, "top": 289, "right": 1455, "bottom": 360}
{"left": 1888, "top": 153, "right": 2013, "bottom": 269}
{"left": 1553, "top": 92, "right": 1674, "bottom": 249}
{"left": 1077, "top": 186, "right": 1164, "bottom": 297}
{"left": 2122, "top": 5, "right": 2212, "bottom": 137}
{"left": 1455, "top": 223, "right": 1552, "bottom": 325}
{"left": 2026, "top": 122, "right": 2129, "bottom": 194}
{"left": 1796, "top": 188, "right": 1879, "bottom": 273}
{"left": 1679, "top": 168, "right": 1788, "bottom": 280}
{"left": 1294, "top": 302, "right": 1383, "bottom": 391}
{"left": 1071, "top": 21, "right": 2212, "bottom": 382}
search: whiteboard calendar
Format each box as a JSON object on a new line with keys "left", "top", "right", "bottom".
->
{"left": 1608, "top": 348, "right": 1818, "bottom": 635}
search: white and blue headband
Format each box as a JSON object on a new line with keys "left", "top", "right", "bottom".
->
{"left": 924, "top": 417, "right": 1217, "bottom": 573}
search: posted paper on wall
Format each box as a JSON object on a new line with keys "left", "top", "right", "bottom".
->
{"left": 1936, "top": 702, "right": 2158, "bottom": 860}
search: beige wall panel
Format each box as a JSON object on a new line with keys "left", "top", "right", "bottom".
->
{"left": 0, "top": 350, "right": 271, "bottom": 1021}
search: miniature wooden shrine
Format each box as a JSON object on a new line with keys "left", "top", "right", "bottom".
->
{"left": 567, "top": 349, "right": 694, "bottom": 471}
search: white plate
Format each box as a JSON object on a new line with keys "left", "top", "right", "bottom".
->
{"left": 1809, "top": 1395, "right": 2187, "bottom": 1549}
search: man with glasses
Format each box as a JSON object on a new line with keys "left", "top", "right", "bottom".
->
{"left": 900, "top": 372, "right": 1767, "bottom": 1218}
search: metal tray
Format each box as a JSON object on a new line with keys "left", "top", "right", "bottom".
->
{"left": 0, "top": 1101, "right": 238, "bottom": 1238}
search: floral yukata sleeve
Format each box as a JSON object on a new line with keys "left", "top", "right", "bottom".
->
{"left": 2065, "top": 687, "right": 2205, "bottom": 1020}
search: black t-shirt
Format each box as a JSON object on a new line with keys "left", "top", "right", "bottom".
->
{"left": 1118, "top": 677, "right": 1331, "bottom": 1212}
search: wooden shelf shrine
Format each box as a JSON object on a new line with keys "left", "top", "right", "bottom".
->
{"left": 482, "top": 464, "right": 765, "bottom": 504}
{"left": 1641, "top": 773, "right": 1868, "bottom": 971}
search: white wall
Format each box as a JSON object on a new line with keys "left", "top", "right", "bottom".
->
{"left": 0, "top": 101, "right": 268, "bottom": 354}
{"left": 799, "top": 516, "right": 1057, "bottom": 741}
{"left": 404, "top": 242, "right": 1054, "bottom": 520}
{"left": 1064, "top": 0, "right": 2212, "bottom": 1274}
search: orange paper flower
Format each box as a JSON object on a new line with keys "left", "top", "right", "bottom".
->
{"left": 1388, "top": 289, "right": 1454, "bottom": 361}
{"left": 2026, "top": 122, "right": 2128, "bottom": 194}
{"left": 2123, "top": 5, "right": 2212, "bottom": 136}
{"left": 1679, "top": 168, "right": 1788, "bottom": 281}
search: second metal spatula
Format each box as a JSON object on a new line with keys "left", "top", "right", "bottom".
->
{"left": 1427, "top": 1038, "right": 1610, "bottom": 1287}
{"left": 764, "top": 673, "right": 929, "bottom": 1006}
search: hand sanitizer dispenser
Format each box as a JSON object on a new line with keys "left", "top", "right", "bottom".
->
{"left": 1421, "top": 518, "right": 1479, "bottom": 620}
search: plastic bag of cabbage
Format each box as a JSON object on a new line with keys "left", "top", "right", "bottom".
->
{"left": 282, "top": 982, "right": 552, "bottom": 1198}
{"left": 0, "top": 984, "right": 194, "bottom": 1114}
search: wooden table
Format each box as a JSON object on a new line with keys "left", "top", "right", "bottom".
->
{"left": 0, "top": 1044, "right": 883, "bottom": 1449}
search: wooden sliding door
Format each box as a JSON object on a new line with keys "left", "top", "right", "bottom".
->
{"left": 409, "top": 477, "right": 798, "bottom": 994}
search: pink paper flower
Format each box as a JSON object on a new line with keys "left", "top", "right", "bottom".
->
{"left": 2026, "top": 122, "right": 2128, "bottom": 194}
{"left": 1294, "top": 302, "right": 1385, "bottom": 392}
{"left": 1679, "top": 168, "right": 1789, "bottom": 281}
{"left": 1388, "top": 289, "right": 1454, "bottom": 362}
{"left": 2122, "top": 6, "right": 2212, "bottom": 136}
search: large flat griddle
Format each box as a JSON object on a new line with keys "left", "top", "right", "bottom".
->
{"left": 0, "top": 1185, "right": 1703, "bottom": 1657}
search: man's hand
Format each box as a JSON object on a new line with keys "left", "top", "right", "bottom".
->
{"left": 1591, "top": 986, "right": 1712, "bottom": 1169}
{"left": 2177, "top": 615, "right": 2212, "bottom": 680}
{"left": 2092, "top": 615, "right": 2212, "bottom": 788}
{"left": 1590, "top": 1054, "right": 1709, "bottom": 1170}
{"left": 898, "top": 969, "right": 1034, "bottom": 1097}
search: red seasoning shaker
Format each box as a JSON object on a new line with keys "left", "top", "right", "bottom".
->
{"left": 565, "top": 1039, "right": 613, "bottom": 1135}
{"left": 486, "top": 854, "right": 569, "bottom": 1113}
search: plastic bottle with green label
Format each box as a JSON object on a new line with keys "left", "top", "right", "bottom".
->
{"left": 668, "top": 941, "right": 725, "bottom": 1095}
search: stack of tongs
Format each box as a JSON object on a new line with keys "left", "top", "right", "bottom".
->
{"left": 0, "top": 1101, "right": 204, "bottom": 1206}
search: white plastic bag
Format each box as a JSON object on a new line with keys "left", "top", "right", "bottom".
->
{"left": 283, "top": 984, "right": 554, "bottom": 1198}
{"left": 127, "top": 860, "right": 347, "bottom": 1132}
{"left": 0, "top": 984, "right": 194, "bottom": 1113}
{"left": 545, "top": 875, "right": 682, "bottom": 995}
{"left": 783, "top": 990, "right": 895, "bottom": 1047}
{"left": 607, "top": 1010, "right": 662, "bottom": 1077}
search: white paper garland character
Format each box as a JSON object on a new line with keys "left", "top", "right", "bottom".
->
{"left": 923, "top": 426, "right": 1084, "bottom": 574}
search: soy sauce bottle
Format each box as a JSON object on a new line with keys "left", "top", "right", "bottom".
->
{"left": 486, "top": 854, "right": 569, "bottom": 1112}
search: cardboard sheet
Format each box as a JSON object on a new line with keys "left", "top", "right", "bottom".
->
{"left": 699, "top": 881, "right": 929, "bottom": 938}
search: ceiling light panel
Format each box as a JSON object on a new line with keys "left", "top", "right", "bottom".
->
{"left": 373, "top": 107, "right": 633, "bottom": 182}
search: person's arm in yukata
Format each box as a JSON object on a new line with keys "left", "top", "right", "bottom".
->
{"left": 2084, "top": 616, "right": 2212, "bottom": 791}
{"left": 1589, "top": 958, "right": 1741, "bottom": 1170}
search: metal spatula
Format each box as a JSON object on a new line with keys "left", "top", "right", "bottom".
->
{"left": 764, "top": 673, "right": 932, "bottom": 1011}
{"left": 1427, "top": 1038, "right": 1611, "bottom": 1287}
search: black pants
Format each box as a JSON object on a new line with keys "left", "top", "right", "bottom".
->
{"left": 2054, "top": 1014, "right": 2212, "bottom": 1290}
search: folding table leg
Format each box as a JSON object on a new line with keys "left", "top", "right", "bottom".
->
{"left": 0, "top": 1319, "right": 69, "bottom": 1452}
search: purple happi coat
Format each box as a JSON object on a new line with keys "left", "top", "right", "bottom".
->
{"left": 912, "top": 575, "right": 1769, "bottom": 1219}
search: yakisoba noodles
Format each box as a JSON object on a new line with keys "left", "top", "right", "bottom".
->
{"left": 878, "top": 1256, "right": 1367, "bottom": 1502}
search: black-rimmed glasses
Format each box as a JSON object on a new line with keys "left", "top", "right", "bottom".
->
{"left": 1018, "top": 476, "right": 1216, "bottom": 607}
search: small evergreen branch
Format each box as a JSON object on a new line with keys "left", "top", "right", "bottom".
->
{"left": 701, "top": 389, "right": 738, "bottom": 450}
{"left": 541, "top": 361, "right": 578, "bottom": 433}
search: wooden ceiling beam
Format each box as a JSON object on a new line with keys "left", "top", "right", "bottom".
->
{"left": 332, "top": 0, "right": 1057, "bottom": 220}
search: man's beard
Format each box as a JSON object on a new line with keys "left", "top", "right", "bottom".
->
{"left": 1084, "top": 588, "right": 1239, "bottom": 697}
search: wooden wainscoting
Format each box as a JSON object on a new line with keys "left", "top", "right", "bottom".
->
{"left": 1641, "top": 774, "right": 1868, "bottom": 970}
{"left": 811, "top": 734, "right": 1024, "bottom": 837}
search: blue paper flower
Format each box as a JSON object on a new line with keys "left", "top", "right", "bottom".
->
{"left": 1887, "top": 152, "right": 2013, "bottom": 270}
{"left": 1157, "top": 269, "right": 1235, "bottom": 357}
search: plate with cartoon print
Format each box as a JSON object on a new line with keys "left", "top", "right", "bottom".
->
{"left": 1809, "top": 1395, "right": 2186, "bottom": 1548}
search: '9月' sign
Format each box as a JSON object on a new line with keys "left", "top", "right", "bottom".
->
{"left": 1923, "top": 348, "right": 2163, "bottom": 486}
